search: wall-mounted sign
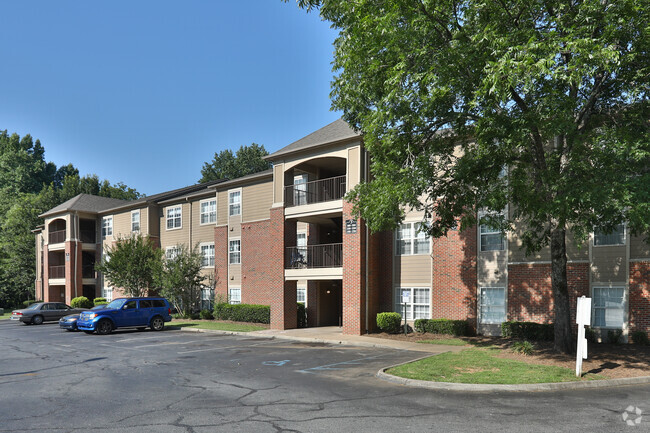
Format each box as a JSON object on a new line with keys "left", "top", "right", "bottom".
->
{"left": 345, "top": 219, "right": 357, "bottom": 234}
{"left": 65, "top": 253, "right": 70, "bottom": 262}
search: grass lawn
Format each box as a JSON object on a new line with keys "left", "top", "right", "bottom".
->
{"left": 417, "top": 338, "right": 468, "bottom": 346}
{"left": 171, "top": 320, "right": 266, "bottom": 333}
{"left": 388, "top": 347, "right": 604, "bottom": 384}
{"left": 0, "top": 312, "right": 12, "bottom": 320}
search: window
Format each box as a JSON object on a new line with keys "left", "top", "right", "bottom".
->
{"left": 102, "top": 216, "right": 113, "bottom": 238}
{"left": 395, "top": 287, "right": 431, "bottom": 320}
{"left": 166, "top": 246, "right": 180, "bottom": 260}
{"left": 166, "top": 206, "right": 182, "bottom": 230}
{"left": 395, "top": 222, "right": 430, "bottom": 255}
{"left": 200, "top": 199, "right": 217, "bottom": 225}
{"left": 480, "top": 224, "right": 505, "bottom": 251}
{"left": 201, "top": 243, "right": 215, "bottom": 267}
{"left": 296, "top": 232, "right": 307, "bottom": 263}
{"left": 594, "top": 224, "right": 625, "bottom": 246}
{"left": 229, "top": 287, "right": 241, "bottom": 305}
{"left": 139, "top": 300, "right": 153, "bottom": 308}
{"left": 229, "top": 239, "right": 241, "bottom": 264}
{"left": 201, "top": 286, "right": 214, "bottom": 310}
{"left": 592, "top": 287, "right": 625, "bottom": 328}
{"left": 131, "top": 210, "right": 140, "bottom": 232}
{"left": 294, "top": 174, "right": 309, "bottom": 205}
{"left": 229, "top": 191, "right": 241, "bottom": 216}
{"left": 480, "top": 287, "right": 506, "bottom": 324}
{"left": 297, "top": 286, "right": 306, "bottom": 303}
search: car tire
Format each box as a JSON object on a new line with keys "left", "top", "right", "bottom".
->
{"left": 96, "top": 319, "right": 113, "bottom": 335}
{"left": 150, "top": 316, "right": 164, "bottom": 331}
{"left": 31, "top": 315, "right": 44, "bottom": 325}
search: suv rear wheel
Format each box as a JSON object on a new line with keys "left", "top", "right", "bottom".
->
{"left": 96, "top": 319, "right": 113, "bottom": 335}
{"left": 150, "top": 316, "right": 164, "bottom": 331}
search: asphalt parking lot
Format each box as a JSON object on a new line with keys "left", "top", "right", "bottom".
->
{"left": 1, "top": 319, "right": 648, "bottom": 432}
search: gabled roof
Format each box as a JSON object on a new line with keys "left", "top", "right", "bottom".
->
{"left": 40, "top": 194, "right": 131, "bottom": 218}
{"left": 266, "top": 119, "right": 361, "bottom": 160}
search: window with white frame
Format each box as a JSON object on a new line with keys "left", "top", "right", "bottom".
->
{"left": 395, "top": 222, "right": 430, "bottom": 255}
{"left": 201, "top": 243, "right": 215, "bottom": 267}
{"left": 479, "top": 214, "right": 505, "bottom": 251}
{"left": 103, "top": 286, "right": 113, "bottom": 302}
{"left": 229, "top": 191, "right": 241, "bottom": 216}
{"left": 296, "top": 232, "right": 307, "bottom": 263}
{"left": 201, "top": 286, "right": 213, "bottom": 311}
{"left": 297, "top": 286, "right": 306, "bottom": 303}
{"left": 102, "top": 216, "right": 113, "bottom": 238}
{"left": 165, "top": 246, "right": 180, "bottom": 260}
{"left": 229, "top": 287, "right": 241, "bottom": 304}
{"left": 200, "top": 199, "right": 217, "bottom": 224}
{"left": 479, "top": 287, "right": 506, "bottom": 324}
{"left": 592, "top": 287, "right": 625, "bottom": 328}
{"left": 166, "top": 205, "right": 182, "bottom": 230}
{"left": 594, "top": 224, "right": 625, "bottom": 246}
{"left": 395, "top": 287, "right": 431, "bottom": 320}
{"left": 131, "top": 210, "right": 140, "bottom": 232}
{"left": 229, "top": 239, "right": 241, "bottom": 264}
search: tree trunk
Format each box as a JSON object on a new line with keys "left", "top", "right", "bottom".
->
{"left": 550, "top": 227, "right": 574, "bottom": 353}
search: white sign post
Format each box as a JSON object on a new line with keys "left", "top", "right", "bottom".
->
{"left": 402, "top": 290, "right": 410, "bottom": 335}
{"left": 575, "top": 296, "right": 591, "bottom": 377}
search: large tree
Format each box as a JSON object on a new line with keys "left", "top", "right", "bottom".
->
{"left": 291, "top": 0, "right": 650, "bottom": 352}
{"left": 199, "top": 143, "right": 271, "bottom": 182}
{"left": 159, "top": 244, "right": 207, "bottom": 317}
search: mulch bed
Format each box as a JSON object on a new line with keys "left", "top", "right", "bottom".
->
{"left": 367, "top": 332, "right": 650, "bottom": 379}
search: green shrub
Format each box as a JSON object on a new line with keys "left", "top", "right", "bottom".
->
{"left": 585, "top": 327, "right": 598, "bottom": 343}
{"left": 23, "top": 300, "right": 38, "bottom": 308}
{"left": 71, "top": 296, "right": 93, "bottom": 309}
{"left": 607, "top": 329, "right": 623, "bottom": 345}
{"left": 414, "top": 318, "right": 470, "bottom": 336}
{"left": 511, "top": 340, "right": 535, "bottom": 356}
{"left": 190, "top": 312, "right": 200, "bottom": 320}
{"left": 376, "top": 312, "right": 402, "bottom": 334}
{"left": 200, "top": 309, "right": 214, "bottom": 320}
{"left": 93, "top": 297, "right": 107, "bottom": 306}
{"left": 501, "top": 321, "right": 554, "bottom": 341}
{"left": 214, "top": 303, "right": 270, "bottom": 324}
{"left": 631, "top": 331, "right": 649, "bottom": 345}
{"left": 297, "top": 303, "right": 307, "bottom": 328}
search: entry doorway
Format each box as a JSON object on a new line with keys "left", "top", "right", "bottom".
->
{"left": 317, "top": 280, "right": 342, "bottom": 327}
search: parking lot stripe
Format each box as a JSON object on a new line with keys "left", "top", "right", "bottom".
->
{"left": 177, "top": 340, "right": 282, "bottom": 354}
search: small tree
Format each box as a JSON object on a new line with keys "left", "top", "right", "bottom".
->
{"left": 160, "top": 244, "right": 206, "bottom": 317}
{"left": 95, "top": 234, "right": 163, "bottom": 298}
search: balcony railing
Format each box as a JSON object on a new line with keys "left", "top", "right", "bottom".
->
{"left": 284, "top": 175, "right": 346, "bottom": 207}
{"left": 49, "top": 265, "right": 65, "bottom": 279}
{"left": 49, "top": 230, "right": 66, "bottom": 244}
{"left": 285, "top": 243, "right": 342, "bottom": 269}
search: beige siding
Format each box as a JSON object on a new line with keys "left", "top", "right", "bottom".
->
{"left": 217, "top": 191, "right": 228, "bottom": 226}
{"left": 394, "top": 255, "right": 431, "bottom": 285}
{"left": 160, "top": 202, "right": 190, "bottom": 249}
{"left": 229, "top": 264, "right": 241, "bottom": 286}
{"left": 242, "top": 181, "right": 272, "bottom": 222}
{"left": 192, "top": 199, "right": 216, "bottom": 245}
{"left": 630, "top": 234, "right": 650, "bottom": 260}
{"left": 112, "top": 211, "right": 131, "bottom": 239}
{"left": 273, "top": 163, "right": 284, "bottom": 205}
{"left": 347, "top": 147, "right": 360, "bottom": 191}
{"left": 566, "top": 231, "right": 589, "bottom": 261}
{"left": 478, "top": 251, "right": 508, "bottom": 286}
{"left": 591, "top": 245, "right": 627, "bottom": 282}
{"left": 147, "top": 205, "right": 160, "bottom": 238}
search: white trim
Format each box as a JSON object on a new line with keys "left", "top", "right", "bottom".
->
{"left": 478, "top": 286, "right": 507, "bottom": 325}
{"left": 395, "top": 222, "right": 431, "bottom": 256}
{"left": 394, "top": 286, "right": 431, "bottom": 320}
{"left": 590, "top": 284, "right": 628, "bottom": 331}
{"left": 228, "top": 188, "right": 242, "bottom": 217}
{"left": 165, "top": 245, "right": 180, "bottom": 260}
{"left": 165, "top": 205, "right": 182, "bottom": 231}
{"left": 228, "top": 238, "right": 241, "bottom": 265}
{"left": 228, "top": 286, "right": 241, "bottom": 304}
{"left": 592, "top": 223, "right": 626, "bottom": 247}
{"left": 199, "top": 242, "right": 215, "bottom": 268}
{"left": 199, "top": 198, "right": 217, "bottom": 226}
{"left": 101, "top": 216, "right": 113, "bottom": 238}
{"left": 131, "top": 210, "right": 141, "bottom": 233}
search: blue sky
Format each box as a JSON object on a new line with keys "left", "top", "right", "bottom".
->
{"left": 0, "top": 1, "right": 339, "bottom": 195}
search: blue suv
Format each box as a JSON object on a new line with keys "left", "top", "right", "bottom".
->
{"left": 77, "top": 297, "right": 172, "bottom": 335}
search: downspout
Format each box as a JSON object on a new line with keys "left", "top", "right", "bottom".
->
{"left": 74, "top": 212, "right": 79, "bottom": 299}
{"left": 364, "top": 149, "right": 369, "bottom": 334}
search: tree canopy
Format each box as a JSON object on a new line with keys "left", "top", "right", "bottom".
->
{"left": 199, "top": 143, "right": 271, "bottom": 182}
{"left": 292, "top": 0, "right": 650, "bottom": 352}
{"left": 160, "top": 244, "right": 208, "bottom": 317}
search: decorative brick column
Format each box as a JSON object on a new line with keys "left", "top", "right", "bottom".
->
{"left": 342, "top": 200, "right": 366, "bottom": 335}
{"left": 629, "top": 261, "right": 650, "bottom": 337}
{"left": 42, "top": 246, "right": 50, "bottom": 302}
{"left": 269, "top": 207, "right": 297, "bottom": 330}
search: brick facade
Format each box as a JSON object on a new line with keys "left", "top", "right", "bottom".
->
{"left": 241, "top": 220, "right": 273, "bottom": 305}
{"left": 342, "top": 200, "right": 366, "bottom": 335}
{"left": 629, "top": 261, "right": 650, "bottom": 337}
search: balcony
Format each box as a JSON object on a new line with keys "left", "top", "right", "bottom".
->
{"left": 81, "top": 230, "right": 96, "bottom": 243}
{"left": 284, "top": 175, "right": 346, "bottom": 208}
{"left": 49, "top": 265, "right": 65, "bottom": 279}
{"left": 285, "top": 243, "right": 342, "bottom": 269}
{"left": 49, "top": 230, "right": 66, "bottom": 244}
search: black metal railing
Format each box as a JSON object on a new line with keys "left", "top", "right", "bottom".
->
{"left": 49, "top": 230, "right": 66, "bottom": 244}
{"left": 285, "top": 243, "right": 342, "bottom": 269}
{"left": 49, "top": 265, "right": 65, "bottom": 278}
{"left": 284, "top": 175, "right": 346, "bottom": 207}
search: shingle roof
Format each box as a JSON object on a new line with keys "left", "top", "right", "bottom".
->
{"left": 40, "top": 194, "right": 131, "bottom": 218}
{"left": 266, "top": 119, "right": 361, "bottom": 160}
{"left": 208, "top": 168, "right": 273, "bottom": 190}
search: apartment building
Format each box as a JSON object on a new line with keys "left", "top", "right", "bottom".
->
{"left": 35, "top": 119, "right": 650, "bottom": 339}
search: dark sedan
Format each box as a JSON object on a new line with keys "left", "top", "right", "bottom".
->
{"left": 11, "top": 302, "right": 87, "bottom": 325}
{"left": 59, "top": 305, "right": 106, "bottom": 331}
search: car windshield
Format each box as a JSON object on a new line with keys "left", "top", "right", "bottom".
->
{"left": 26, "top": 303, "right": 41, "bottom": 310}
{"left": 105, "top": 299, "right": 125, "bottom": 309}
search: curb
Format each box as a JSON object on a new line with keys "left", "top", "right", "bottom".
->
{"left": 376, "top": 358, "right": 650, "bottom": 392}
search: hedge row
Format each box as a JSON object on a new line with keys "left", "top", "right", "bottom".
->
{"left": 414, "top": 318, "right": 470, "bottom": 336}
{"left": 214, "top": 303, "right": 270, "bottom": 324}
{"left": 501, "top": 321, "right": 554, "bottom": 341}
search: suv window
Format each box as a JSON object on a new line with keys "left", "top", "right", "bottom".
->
{"left": 139, "top": 300, "right": 153, "bottom": 308}
{"left": 123, "top": 300, "right": 137, "bottom": 310}
{"left": 151, "top": 299, "right": 166, "bottom": 308}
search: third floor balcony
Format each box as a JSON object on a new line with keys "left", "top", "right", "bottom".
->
{"left": 284, "top": 175, "right": 346, "bottom": 208}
